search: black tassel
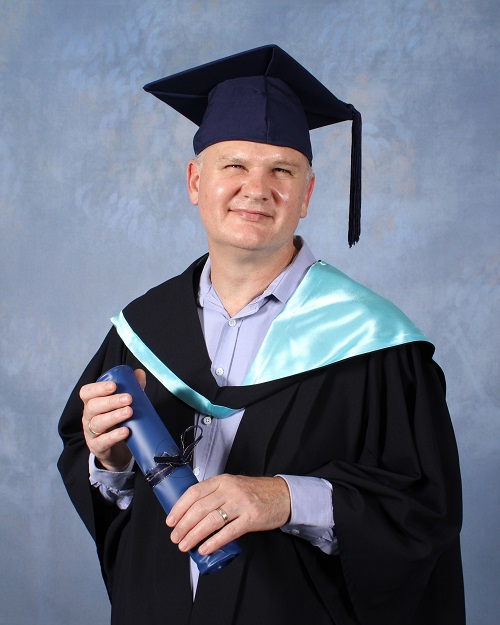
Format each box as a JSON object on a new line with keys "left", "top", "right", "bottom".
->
{"left": 346, "top": 104, "right": 362, "bottom": 247}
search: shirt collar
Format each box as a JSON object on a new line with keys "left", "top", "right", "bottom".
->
{"left": 198, "top": 237, "right": 316, "bottom": 311}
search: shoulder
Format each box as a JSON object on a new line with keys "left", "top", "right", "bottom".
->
{"left": 311, "top": 261, "right": 419, "bottom": 325}
{"left": 312, "top": 261, "right": 432, "bottom": 352}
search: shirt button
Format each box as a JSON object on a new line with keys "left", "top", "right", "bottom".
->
{"left": 291, "top": 528, "right": 300, "bottom": 535}
{"left": 202, "top": 416, "right": 212, "bottom": 425}
{"left": 228, "top": 319, "right": 236, "bottom": 327}
{"left": 215, "top": 367, "right": 224, "bottom": 376}
{"left": 193, "top": 467, "right": 200, "bottom": 477}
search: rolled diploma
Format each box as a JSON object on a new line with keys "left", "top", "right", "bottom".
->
{"left": 97, "top": 364, "right": 241, "bottom": 575}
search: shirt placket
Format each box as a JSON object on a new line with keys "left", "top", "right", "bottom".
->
{"left": 193, "top": 316, "right": 242, "bottom": 481}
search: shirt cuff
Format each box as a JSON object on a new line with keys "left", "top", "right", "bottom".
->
{"left": 88, "top": 453, "right": 135, "bottom": 510}
{"left": 277, "top": 474, "right": 338, "bottom": 555}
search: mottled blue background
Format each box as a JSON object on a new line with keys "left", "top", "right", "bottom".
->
{"left": 1, "top": 1, "right": 498, "bottom": 623}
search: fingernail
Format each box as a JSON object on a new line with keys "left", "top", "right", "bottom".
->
{"left": 166, "top": 515, "right": 175, "bottom": 526}
{"left": 105, "top": 383, "right": 114, "bottom": 391}
{"left": 179, "top": 540, "right": 188, "bottom": 552}
{"left": 171, "top": 530, "right": 179, "bottom": 543}
{"left": 198, "top": 544, "right": 208, "bottom": 555}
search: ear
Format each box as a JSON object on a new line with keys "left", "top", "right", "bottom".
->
{"left": 300, "top": 173, "right": 315, "bottom": 219}
{"left": 186, "top": 159, "right": 200, "bottom": 205}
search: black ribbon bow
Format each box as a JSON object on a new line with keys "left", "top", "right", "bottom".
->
{"left": 145, "top": 425, "right": 203, "bottom": 488}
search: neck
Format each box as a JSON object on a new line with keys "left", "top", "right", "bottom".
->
{"left": 208, "top": 241, "right": 298, "bottom": 317}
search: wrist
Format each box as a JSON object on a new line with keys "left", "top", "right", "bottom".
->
{"left": 273, "top": 475, "right": 292, "bottom": 525}
{"left": 95, "top": 454, "right": 133, "bottom": 473}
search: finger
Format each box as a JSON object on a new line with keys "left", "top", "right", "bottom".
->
{"left": 84, "top": 370, "right": 144, "bottom": 432}
{"left": 169, "top": 489, "right": 225, "bottom": 545}
{"left": 134, "top": 368, "right": 146, "bottom": 390}
{"left": 89, "top": 432, "right": 132, "bottom": 472}
{"left": 197, "top": 518, "right": 246, "bottom": 556}
{"left": 90, "top": 426, "right": 130, "bottom": 455}
{"left": 84, "top": 403, "right": 133, "bottom": 436}
{"left": 83, "top": 391, "right": 132, "bottom": 424}
{"left": 79, "top": 380, "right": 116, "bottom": 403}
{"left": 167, "top": 478, "right": 220, "bottom": 527}
{"left": 174, "top": 507, "right": 230, "bottom": 553}
{"left": 168, "top": 478, "right": 231, "bottom": 547}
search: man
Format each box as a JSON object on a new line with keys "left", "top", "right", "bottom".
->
{"left": 58, "top": 45, "right": 465, "bottom": 625}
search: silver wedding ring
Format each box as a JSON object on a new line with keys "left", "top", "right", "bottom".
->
{"left": 216, "top": 507, "right": 229, "bottom": 524}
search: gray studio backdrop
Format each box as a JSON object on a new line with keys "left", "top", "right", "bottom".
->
{"left": 1, "top": 1, "right": 498, "bottom": 623}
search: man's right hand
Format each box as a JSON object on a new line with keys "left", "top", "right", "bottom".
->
{"left": 80, "top": 369, "right": 146, "bottom": 472}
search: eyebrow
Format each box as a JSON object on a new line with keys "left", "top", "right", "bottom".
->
{"left": 217, "top": 155, "right": 247, "bottom": 164}
{"left": 271, "top": 160, "right": 301, "bottom": 169}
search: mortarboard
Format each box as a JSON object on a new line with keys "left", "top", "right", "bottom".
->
{"left": 144, "top": 45, "right": 361, "bottom": 246}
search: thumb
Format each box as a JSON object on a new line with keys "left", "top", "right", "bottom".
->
{"left": 134, "top": 368, "right": 147, "bottom": 391}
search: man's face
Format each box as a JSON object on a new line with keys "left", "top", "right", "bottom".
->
{"left": 186, "top": 140, "right": 315, "bottom": 257}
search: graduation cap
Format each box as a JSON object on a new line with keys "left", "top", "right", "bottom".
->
{"left": 144, "top": 44, "right": 362, "bottom": 246}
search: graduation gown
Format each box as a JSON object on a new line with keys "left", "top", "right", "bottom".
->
{"left": 58, "top": 257, "right": 465, "bottom": 625}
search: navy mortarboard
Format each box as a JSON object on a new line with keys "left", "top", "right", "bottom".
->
{"left": 144, "top": 44, "right": 362, "bottom": 246}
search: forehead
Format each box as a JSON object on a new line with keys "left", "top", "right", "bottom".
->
{"left": 201, "top": 140, "right": 309, "bottom": 167}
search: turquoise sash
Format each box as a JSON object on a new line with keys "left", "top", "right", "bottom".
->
{"left": 111, "top": 261, "right": 430, "bottom": 417}
{"left": 111, "top": 310, "right": 237, "bottom": 419}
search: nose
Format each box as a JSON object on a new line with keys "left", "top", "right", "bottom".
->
{"left": 242, "top": 169, "right": 270, "bottom": 202}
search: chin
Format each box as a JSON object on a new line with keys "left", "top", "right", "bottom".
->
{"left": 224, "top": 229, "right": 272, "bottom": 250}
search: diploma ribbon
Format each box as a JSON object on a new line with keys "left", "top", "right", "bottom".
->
{"left": 145, "top": 425, "right": 203, "bottom": 488}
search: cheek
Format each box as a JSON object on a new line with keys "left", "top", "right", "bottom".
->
{"left": 197, "top": 183, "right": 233, "bottom": 230}
{"left": 199, "top": 179, "right": 235, "bottom": 206}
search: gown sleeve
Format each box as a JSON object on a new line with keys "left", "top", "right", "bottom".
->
{"left": 57, "top": 328, "right": 134, "bottom": 588}
{"left": 306, "top": 343, "right": 464, "bottom": 625}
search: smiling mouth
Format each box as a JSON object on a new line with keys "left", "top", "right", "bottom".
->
{"left": 230, "top": 208, "right": 272, "bottom": 221}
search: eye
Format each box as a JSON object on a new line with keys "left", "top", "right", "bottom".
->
{"left": 273, "top": 167, "right": 292, "bottom": 176}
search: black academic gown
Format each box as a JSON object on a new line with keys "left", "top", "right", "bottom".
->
{"left": 58, "top": 257, "right": 465, "bottom": 625}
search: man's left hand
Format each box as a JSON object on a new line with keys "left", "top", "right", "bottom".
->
{"left": 166, "top": 474, "right": 291, "bottom": 555}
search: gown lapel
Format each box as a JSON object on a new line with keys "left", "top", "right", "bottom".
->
{"left": 122, "top": 255, "right": 308, "bottom": 413}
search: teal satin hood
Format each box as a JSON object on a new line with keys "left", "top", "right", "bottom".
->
{"left": 243, "top": 261, "right": 429, "bottom": 384}
{"left": 111, "top": 261, "right": 431, "bottom": 417}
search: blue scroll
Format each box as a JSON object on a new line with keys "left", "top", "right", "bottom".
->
{"left": 97, "top": 364, "right": 241, "bottom": 575}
